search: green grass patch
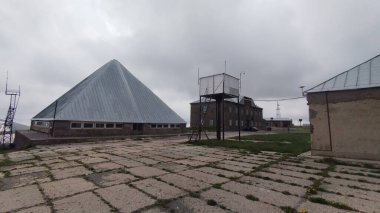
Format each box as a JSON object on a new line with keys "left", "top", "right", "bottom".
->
{"left": 0, "top": 159, "right": 15, "bottom": 167}
{"left": 245, "top": 194, "right": 259, "bottom": 201}
{"left": 280, "top": 206, "right": 298, "bottom": 213}
{"left": 207, "top": 199, "right": 217, "bottom": 206}
{"left": 192, "top": 133, "right": 310, "bottom": 155}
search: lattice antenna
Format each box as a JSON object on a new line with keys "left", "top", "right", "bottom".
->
{"left": 276, "top": 101, "right": 281, "bottom": 119}
{"left": 1, "top": 72, "right": 21, "bottom": 146}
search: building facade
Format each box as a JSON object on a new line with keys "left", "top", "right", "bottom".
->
{"left": 265, "top": 118, "right": 293, "bottom": 128}
{"left": 307, "top": 54, "right": 380, "bottom": 161}
{"left": 190, "top": 96, "right": 266, "bottom": 131}
{"left": 30, "top": 59, "right": 186, "bottom": 137}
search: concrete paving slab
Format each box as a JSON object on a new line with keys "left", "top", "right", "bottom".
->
{"left": 87, "top": 171, "right": 137, "bottom": 187}
{"left": 190, "top": 156, "right": 222, "bottom": 163}
{"left": 7, "top": 152, "right": 35, "bottom": 162}
{"left": 254, "top": 171, "right": 313, "bottom": 187}
{"left": 0, "top": 185, "right": 45, "bottom": 212}
{"left": 49, "top": 161, "right": 81, "bottom": 170}
{"left": 79, "top": 157, "right": 108, "bottom": 164}
{"left": 53, "top": 192, "right": 111, "bottom": 213}
{"left": 201, "top": 188, "right": 282, "bottom": 212}
{"left": 324, "top": 177, "right": 380, "bottom": 191}
{"left": 133, "top": 178, "right": 186, "bottom": 200}
{"left": 222, "top": 181, "right": 302, "bottom": 208}
{"left": 272, "top": 163, "right": 321, "bottom": 174}
{"left": 35, "top": 158, "right": 64, "bottom": 166}
{"left": 41, "top": 178, "right": 97, "bottom": 199}
{"left": 15, "top": 205, "right": 51, "bottom": 213}
{"left": 321, "top": 183, "right": 380, "bottom": 202}
{"left": 10, "top": 166, "right": 48, "bottom": 176}
{"left": 128, "top": 166, "right": 168, "bottom": 178}
{"left": 329, "top": 171, "right": 380, "bottom": 184}
{"left": 134, "top": 157, "right": 159, "bottom": 165}
{"left": 167, "top": 197, "right": 226, "bottom": 213}
{"left": 0, "top": 163, "right": 34, "bottom": 172}
{"left": 96, "top": 184, "right": 156, "bottom": 212}
{"left": 90, "top": 162, "right": 123, "bottom": 172}
{"left": 298, "top": 201, "right": 349, "bottom": 213}
{"left": 179, "top": 170, "right": 229, "bottom": 184}
{"left": 239, "top": 176, "right": 306, "bottom": 196}
{"left": 265, "top": 167, "right": 321, "bottom": 180}
{"left": 174, "top": 159, "right": 209, "bottom": 167}
{"left": 51, "top": 166, "right": 93, "bottom": 179}
{"left": 195, "top": 167, "right": 243, "bottom": 178}
{"left": 114, "top": 159, "right": 144, "bottom": 168}
{"left": 311, "top": 191, "right": 379, "bottom": 212}
{"left": 0, "top": 172, "right": 51, "bottom": 191}
{"left": 215, "top": 163, "right": 251, "bottom": 173}
{"left": 159, "top": 173, "right": 210, "bottom": 192}
{"left": 153, "top": 162, "right": 189, "bottom": 172}
{"left": 223, "top": 160, "right": 257, "bottom": 168}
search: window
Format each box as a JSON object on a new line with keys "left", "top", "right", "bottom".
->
{"left": 36, "top": 121, "right": 43, "bottom": 125}
{"left": 83, "top": 123, "right": 93, "bottom": 128}
{"left": 175, "top": 124, "right": 180, "bottom": 128}
{"left": 229, "top": 107, "right": 232, "bottom": 113}
{"left": 170, "top": 124, "right": 175, "bottom": 128}
{"left": 133, "top": 123, "right": 143, "bottom": 131}
{"left": 241, "top": 121, "right": 244, "bottom": 126}
{"left": 235, "top": 120, "right": 238, "bottom": 126}
{"left": 115, "top": 123, "right": 123, "bottom": 128}
{"left": 229, "top": 120, "right": 232, "bottom": 126}
{"left": 106, "top": 123, "right": 114, "bottom": 128}
{"left": 151, "top": 124, "right": 157, "bottom": 128}
{"left": 158, "top": 124, "right": 162, "bottom": 128}
{"left": 209, "top": 120, "right": 214, "bottom": 126}
{"left": 71, "top": 122, "right": 82, "bottom": 128}
{"left": 95, "top": 123, "right": 105, "bottom": 128}
{"left": 163, "top": 124, "right": 168, "bottom": 128}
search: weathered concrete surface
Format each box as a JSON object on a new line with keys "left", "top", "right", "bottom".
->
{"left": 132, "top": 178, "right": 186, "bottom": 199}
{"left": 53, "top": 192, "right": 111, "bottom": 213}
{"left": 40, "top": 178, "right": 97, "bottom": 199}
{"left": 96, "top": 184, "right": 156, "bottom": 212}
{"left": 1, "top": 136, "right": 380, "bottom": 212}
{"left": 0, "top": 185, "right": 45, "bottom": 212}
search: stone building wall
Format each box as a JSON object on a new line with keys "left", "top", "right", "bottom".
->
{"left": 308, "top": 87, "right": 380, "bottom": 160}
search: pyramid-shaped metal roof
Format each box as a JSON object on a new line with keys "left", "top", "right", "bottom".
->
{"left": 307, "top": 54, "right": 380, "bottom": 93}
{"left": 32, "top": 60, "right": 186, "bottom": 124}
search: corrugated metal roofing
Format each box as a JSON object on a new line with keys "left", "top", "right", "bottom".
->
{"left": 307, "top": 54, "right": 380, "bottom": 93}
{"left": 32, "top": 60, "right": 186, "bottom": 124}
{"left": 190, "top": 97, "right": 262, "bottom": 108}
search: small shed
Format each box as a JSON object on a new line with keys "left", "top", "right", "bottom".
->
{"left": 306, "top": 54, "right": 380, "bottom": 160}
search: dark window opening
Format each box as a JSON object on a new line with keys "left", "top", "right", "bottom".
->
{"left": 95, "top": 123, "right": 105, "bottom": 128}
{"left": 163, "top": 124, "right": 168, "bottom": 128}
{"left": 71, "top": 123, "right": 82, "bottom": 128}
{"left": 151, "top": 124, "right": 157, "bottom": 128}
{"left": 133, "top": 123, "right": 143, "bottom": 131}
{"left": 115, "top": 123, "right": 123, "bottom": 128}
{"left": 83, "top": 123, "right": 93, "bottom": 128}
{"left": 106, "top": 123, "right": 114, "bottom": 128}
{"left": 170, "top": 124, "right": 175, "bottom": 128}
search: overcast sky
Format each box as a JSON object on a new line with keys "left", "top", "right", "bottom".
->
{"left": 1, "top": 0, "right": 380, "bottom": 125}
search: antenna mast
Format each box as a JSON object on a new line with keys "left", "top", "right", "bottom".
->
{"left": 276, "top": 101, "right": 281, "bottom": 119}
{"left": 1, "top": 72, "right": 21, "bottom": 146}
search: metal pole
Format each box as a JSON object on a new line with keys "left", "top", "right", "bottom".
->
{"left": 52, "top": 101, "right": 58, "bottom": 137}
{"left": 222, "top": 76, "right": 225, "bottom": 141}
{"left": 199, "top": 96, "right": 202, "bottom": 141}
{"left": 238, "top": 96, "right": 241, "bottom": 141}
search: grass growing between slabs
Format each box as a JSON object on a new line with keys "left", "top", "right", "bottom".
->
{"left": 192, "top": 133, "right": 310, "bottom": 155}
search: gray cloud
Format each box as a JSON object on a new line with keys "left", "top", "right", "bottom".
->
{"left": 0, "top": 0, "right": 379, "bottom": 125}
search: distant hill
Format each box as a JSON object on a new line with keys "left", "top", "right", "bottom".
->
{"left": 0, "top": 119, "right": 29, "bottom": 132}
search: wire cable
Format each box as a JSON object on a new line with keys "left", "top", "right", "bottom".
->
{"left": 253, "top": 96, "right": 305, "bottom": 102}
